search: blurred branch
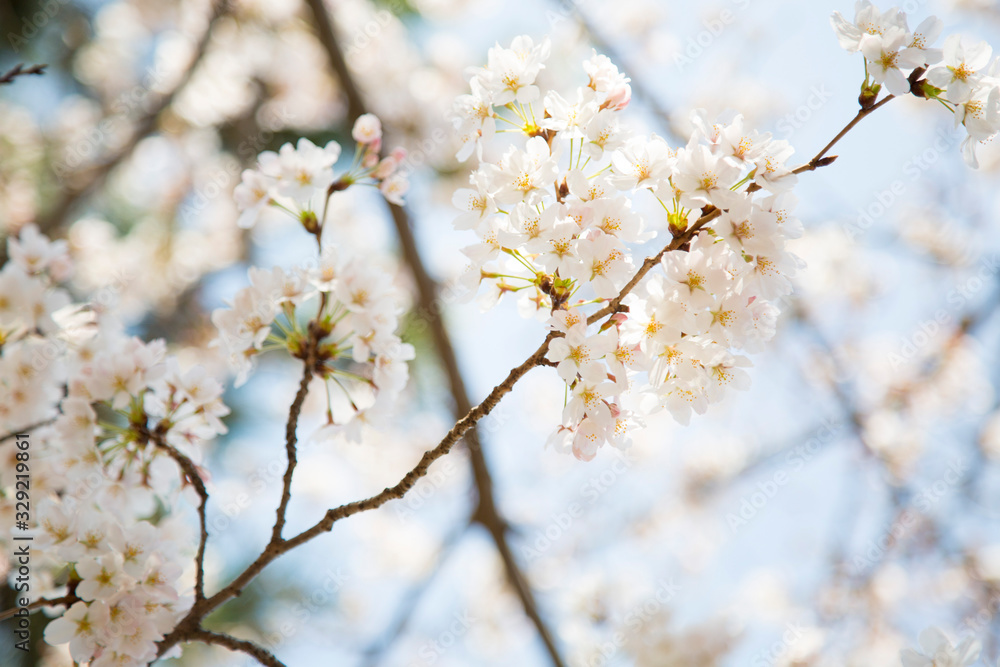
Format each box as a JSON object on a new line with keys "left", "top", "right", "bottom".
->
{"left": 272, "top": 342, "right": 317, "bottom": 542}
{"left": 301, "top": 0, "right": 365, "bottom": 121}
{"left": 155, "top": 328, "right": 556, "bottom": 658}
{"left": 694, "top": 416, "right": 840, "bottom": 499}
{"left": 0, "top": 63, "right": 46, "bottom": 85}
{"left": 793, "top": 301, "right": 983, "bottom": 572}
{"left": 147, "top": 427, "right": 210, "bottom": 603}
{"left": 0, "top": 594, "right": 77, "bottom": 622}
{"left": 794, "top": 309, "right": 903, "bottom": 481}
{"left": 25, "top": 0, "right": 231, "bottom": 246}
{"left": 0, "top": 421, "right": 55, "bottom": 444}
{"left": 302, "top": 0, "right": 569, "bottom": 663}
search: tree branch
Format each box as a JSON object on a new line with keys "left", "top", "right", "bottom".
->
{"left": 272, "top": 355, "right": 315, "bottom": 542}
{"left": 0, "top": 421, "right": 55, "bottom": 444}
{"left": 155, "top": 331, "right": 555, "bottom": 657}
{"left": 185, "top": 629, "right": 286, "bottom": 667}
{"left": 0, "top": 594, "right": 77, "bottom": 622}
{"left": 149, "top": 430, "right": 210, "bottom": 602}
{"left": 0, "top": 63, "right": 46, "bottom": 85}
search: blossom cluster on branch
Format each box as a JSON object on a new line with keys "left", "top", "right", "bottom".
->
{"left": 219, "top": 116, "right": 415, "bottom": 434}
{"left": 451, "top": 35, "right": 803, "bottom": 459}
{"left": 0, "top": 225, "right": 226, "bottom": 665}
{"left": 0, "top": 116, "right": 415, "bottom": 665}
{"left": 832, "top": 0, "right": 1000, "bottom": 166}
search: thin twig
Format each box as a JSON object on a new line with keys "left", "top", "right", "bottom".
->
{"left": 0, "top": 594, "right": 77, "bottom": 622}
{"left": 813, "top": 95, "right": 896, "bottom": 165}
{"left": 186, "top": 629, "right": 286, "bottom": 667}
{"left": 0, "top": 63, "right": 47, "bottom": 85}
{"left": 0, "top": 421, "right": 55, "bottom": 444}
{"left": 149, "top": 430, "right": 210, "bottom": 602}
{"left": 272, "top": 356, "right": 314, "bottom": 542}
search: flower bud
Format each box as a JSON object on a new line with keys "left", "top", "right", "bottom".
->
{"left": 352, "top": 113, "right": 382, "bottom": 144}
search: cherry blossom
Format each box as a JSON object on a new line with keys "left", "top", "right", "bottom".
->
{"left": 233, "top": 117, "right": 409, "bottom": 230}
{"left": 447, "top": 35, "right": 808, "bottom": 457}
{"left": 830, "top": 4, "right": 1000, "bottom": 167}
{"left": 926, "top": 35, "right": 994, "bottom": 104}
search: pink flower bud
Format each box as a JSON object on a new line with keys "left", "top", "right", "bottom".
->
{"left": 379, "top": 174, "right": 409, "bottom": 206}
{"left": 352, "top": 113, "right": 382, "bottom": 144}
{"left": 373, "top": 156, "right": 398, "bottom": 179}
{"left": 604, "top": 83, "right": 632, "bottom": 111}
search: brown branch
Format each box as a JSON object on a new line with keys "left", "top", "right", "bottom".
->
{"left": 302, "top": 0, "right": 365, "bottom": 121}
{"left": 185, "top": 629, "right": 286, "bottom": 667}
{"left": 812, "top": 95, "right": 896, "bottom": 165}
{"left": 149, "top": 430, "right": 210, "bottom": 602}
{"left": 155, "top": 332, "right": 555, "bottom": 657}
{"left": 0, "top": 63, "right": 46, "bottom": 85}
{"left": 0, "top": 594, "right": 77, "bottom": 622}
{"left": 0, "top": 420, "right": 55, "bottom": 444}
{"left": 272, "top": 356, "right": 314, "bottom": 542}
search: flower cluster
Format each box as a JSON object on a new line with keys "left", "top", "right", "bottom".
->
{"left": 38, "top": 509, "right": 192, "bottom": 666}
{"left": 29, "top": 326, "right": 228, "bottom": 665}
{"left": 0, "top": 225, "right": 72, "bottom": 433}
{"left": 0, "top": 226, "right": 230, "bottom": 666}
{"left": 212, "top": 248, "right": 414, "bottom": 438}
{"left": 831, "top": 0, "right": 1000, "bottom": 166}
{"left": 450, "top": 38, "right": 803, "bottom": 459}
{"left": 234, "top": 113, "right": 409, "bottom": 231}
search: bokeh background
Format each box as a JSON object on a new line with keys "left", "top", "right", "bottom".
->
{"left": 3, "top": 0, "right": 1000, "bottom": 664}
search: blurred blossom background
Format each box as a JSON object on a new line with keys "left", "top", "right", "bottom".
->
{"left": 2, "top": 0, "right": 1000, "bottom": 665}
